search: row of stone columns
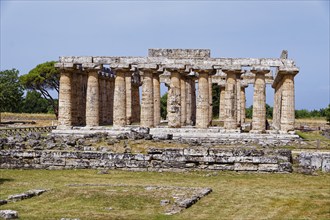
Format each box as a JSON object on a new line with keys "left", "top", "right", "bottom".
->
{"left": 58, "top": 65, "right": 297, "bottom": 133}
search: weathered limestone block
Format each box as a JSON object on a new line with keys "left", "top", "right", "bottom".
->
{"left": 167, "top": 70, "right": 181, "bottom": 128}
{"left": 141, "top": 70, "right": 154, "bottom": 127}
{"left": 148, "top": 49, "right": 211, "bottom": 58}
{"left": 86, "top": 70, "right": 100, "bottom": 126}
{"left": 113, "top": 69, "right": 127, "bottom": 127}
{"left": 0, "top": 210, "right": 18, "bottom": 219}
{"left": 196, "top": 72, "right": 209, "bottom": 128}
{"left": 58, "top": 70, "right": 73, "bottom": 128}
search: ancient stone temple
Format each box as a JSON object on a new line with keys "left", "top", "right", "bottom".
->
{"left": 55, "top": 49, "right": 299, "bottom": 133}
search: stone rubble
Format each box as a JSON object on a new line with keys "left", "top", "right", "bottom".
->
{"left": 0, "top": 210, "right": 18, "bottom": 219}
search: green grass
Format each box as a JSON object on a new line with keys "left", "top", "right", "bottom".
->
{"left": 0, "top": 169, "right": 329, "bottom": 220}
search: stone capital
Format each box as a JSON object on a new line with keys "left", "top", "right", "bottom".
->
{"left": 251, "top": 66, "right": 270, "bottom": 74}
{"left": 222, "top": 65, "right": 242, "bottom": 75}
{"left": 193, "top": 67, "right": 215, "bottom": 75}
{"left": 164, "top": 64, "right": 186, "bottom": 72}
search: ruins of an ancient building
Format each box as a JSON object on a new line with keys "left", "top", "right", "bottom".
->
{"left": 55, "top": 49, "right": 299, "bottom": 133}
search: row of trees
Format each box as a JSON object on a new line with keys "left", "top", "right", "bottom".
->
{"left": 0, "top": 62, "right": 59, "bottom": 116}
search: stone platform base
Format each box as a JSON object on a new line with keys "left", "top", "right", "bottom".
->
{"left": 52, "top": 126, "right": 300, "bottom": 147}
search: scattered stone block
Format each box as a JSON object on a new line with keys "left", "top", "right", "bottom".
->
{"left": 0, "top": 210, "right": 18, "bottom": 219}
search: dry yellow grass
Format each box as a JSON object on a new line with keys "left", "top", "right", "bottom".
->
{"left": 0, "top": 112, "right": 57, "bottom": 127}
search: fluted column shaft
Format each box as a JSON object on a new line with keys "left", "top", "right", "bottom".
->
{"left": 240, "top": 86, "right": 247, "bottom": 123}
{"left": 180, "top": 77, "right": 187, "bottom": 126}
{"left": 208, "top": 76, "right": 213, "bottom": 124}
{"left": 236, "top": 79, "right": 241, "bottom": 125}
{"left": 186, "top": 78, "right": 192, "bottom": 125}
{"left": 113, "top": 70, "right": 126, "bottom": 127}
{"left": 153, "top": 73, "right": 161, "bottom": 126}
{"left": 131, "top": 84, "right": 140, "bottom": 124}
{"left": 141, "top": 70, "right": 154, "bottom": 127}
{"left": 196, "top": 72, "right": 209, "bottom": 128}
{"left": 273, "top": 82, "right": 282, "bottom": 130}
{"left": 280, "top": 74, "right": 295, "bottom": 131}
{"left": 58, "top": 70, "right": 73, "bottom": 128}
{"left": 251, "top": 72, "right": 266, "bottom": 132}
{"left": 191, "top": 79, "right": 196, "bottom": 125}
{"left": 219, "top": 85, "right": 226, "bottom": 120}
{"left": 224, "top": 71, "right": 238, "bottom": 129}
{"left": 86, "top": 71, "right": 99, "bottom": 126}
{"left": 168, "top": 70, "right": 181, "bottom": 128}
{"left": 108, "top": 79, "right": 115, "bottom": 124}
{"left": 125, "top": 72, "right": 132, "bottom": 125}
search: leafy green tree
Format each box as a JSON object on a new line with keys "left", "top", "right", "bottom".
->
{"left": 20, "top": 61, "right": 59, "bottom": 117}
{"left": 160, "top": 92, "right": 168, "bottom": 120}
{"left": 0, "top": 69, "right": 24, "bottom": 113}
{"left": 266, "top": 104, "right": 273, "bottom": 119}
{"left": 325, "top": 104, "right": 330, "bottom": 123}
{"left": 246, "top": 105, "right": 253, "bottom": 119}
{"left": 295, "top": 109, "right": 310, "bottom": 118}
{"left": 22, "top": 91, "right": 49, "bottom": 113}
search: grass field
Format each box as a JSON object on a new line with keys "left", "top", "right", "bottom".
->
{"left": 0, "top": 169, "right": 329, "bottom": 220}
{"left": 0, "top": 112, "right": 57, "bottom": 127}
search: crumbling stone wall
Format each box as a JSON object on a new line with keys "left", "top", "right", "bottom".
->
{"left": 0, "top": 147, "right": 292, "bottom": 173}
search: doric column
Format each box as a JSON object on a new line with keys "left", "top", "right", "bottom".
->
{"left": 167, "top": 65, "right": 184, "bottom": 128}
{"left": 108, "top": 78, "right": 115, "bottom": 124}
{"left": 180, "top": 76, "right": 187, "bottom": 126}
{"left": 86, "top": 69, "right": 100, "bottom": 126}
{"left": 58, "top": 69, "right": 73, "bottom": 128}
{"left": 219, "top": 84, "right": 226, "bottom": 121}
{"left": 81, "top": 73, "right": 88, "bottom": 126}
{"left": 240, "top": 82, "right": 248, "bottom": 124}
{"left": 104, "top": 78, "right": 111, "bottom": 124}
{"left": 280, "top": 74, "right": 296, "bottom": 132}
{"left": 140, "top": 68, "right": 154, "bottom": 127}
{"left": 98, "top": 75, "right": 107, "bottom": 125}
{"left": 186, "top": 78, "right": 192, "bottom": 125}
{"left": 209, "top": 76, "right": 213, "bottom": 125}
{"left": 236, "top": 78, "right": 241, "bottom": 125}
{"left": 195, "top": 69, "right": 212, "bottom": 128}
{"left": 75, "top": 73, "right": 84, "bottom": 126}
{"left": 272, "top": 81, "right": 282, "bottom": 130}
{"left": 250, "top": 67, "right": 269, "bottom": 133}
{"left": 125, "top": 72, "right": 132, "bottom": 125}
{"left": 223, "top": 66, "right": 241, "bottom": 129}
{"left": 153, "top": 73, "right": 161, "bottom": 126}
{"left": 112, "top": 67, "right": 128, "bottom": 127}
{"left": 71, "top": 71, "right": 78, "bottom": 126}
{"left": 272, "top": 66, "right": 299, "bottom": 132}
{"left": 191, "top": 79, "right": 196, "bottom": 125}
{"left": 131, "top": 84, "right": 140, "bottom": 124}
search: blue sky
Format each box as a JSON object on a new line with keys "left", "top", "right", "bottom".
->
{"left": 1, "top": 0, "right": 329, "bottom": 110}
